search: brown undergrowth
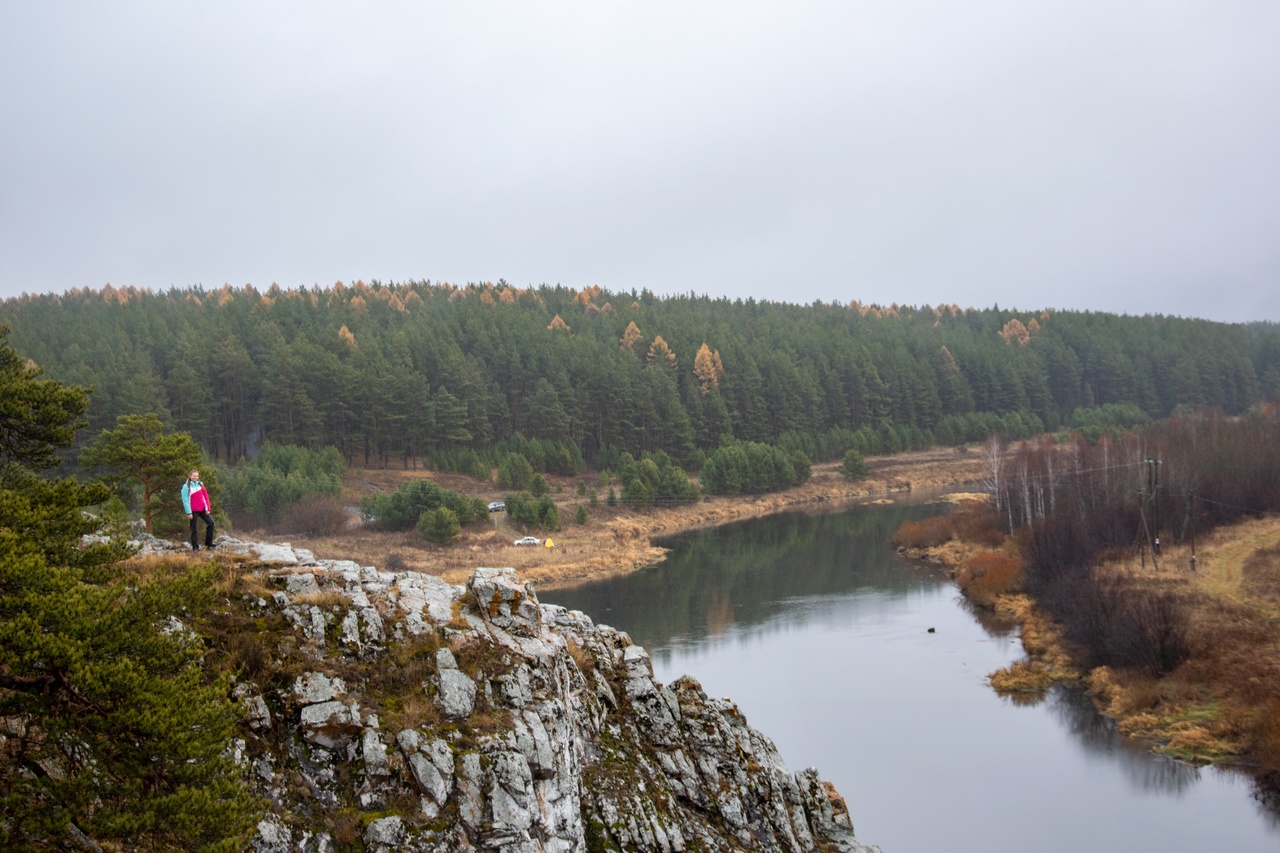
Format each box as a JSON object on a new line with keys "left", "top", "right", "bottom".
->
{"left": 115, "top": 552, "right": 302, "bottom": 690}
{"left": 907, "top": 503, "right": 1280, "bottom": 782}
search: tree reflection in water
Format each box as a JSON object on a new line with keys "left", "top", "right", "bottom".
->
{"left": 1044, "top": 685, "right": 1201, "bottom": 796}
{"left": 547, "top": 499, "right": 953, "bottom": 656}
{"left": 1042, "top": 686, "right": 1280, "bottom": 828}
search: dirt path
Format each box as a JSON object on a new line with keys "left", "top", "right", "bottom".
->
{"left": 1195, "top": 515, "right": 1280, "bottom": 603}
{"left": 1106, "top": 514, "right": 1280, "bottom": 604}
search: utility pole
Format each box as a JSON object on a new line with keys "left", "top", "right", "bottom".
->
{"left": 1189, "top": 490, "right": 1197, "bottom": 572}
{"left": 1140, "top": 458, "right": 1162, "bottom": 572}
{"left": 1151, "top": 457, "right": 1161, "bottom": 556}
{"left": 1137, "top": 489, "right": 1148, "bottom": 571}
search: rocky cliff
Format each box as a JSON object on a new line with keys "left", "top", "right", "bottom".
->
{"left": 190, "top": 536, "right": 879, "bottom": 852}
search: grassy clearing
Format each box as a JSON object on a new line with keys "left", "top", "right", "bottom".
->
{"left": 1085, "top": 518, "right": 1280, "bottom": 765}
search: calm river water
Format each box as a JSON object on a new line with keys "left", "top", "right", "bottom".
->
{"left": 541, "top": 500, "right": 1280, "bottom": 853}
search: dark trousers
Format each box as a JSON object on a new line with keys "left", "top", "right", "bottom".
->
{"left": 190, "top": 510, "right": 215, "bottom": 549}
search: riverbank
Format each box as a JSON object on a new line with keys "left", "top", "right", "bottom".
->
{"left": 263, "top": 448, "right": 989, "bottom": 590}
{"left": 909, "top": 503, "right": 1280, "bottom": 786}
{"left": 546, "top": 494, "right": 1280, "bottom": 852}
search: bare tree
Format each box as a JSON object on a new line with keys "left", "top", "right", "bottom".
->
{"left": 982, "top": 432, "right": 1011, "bottom": 531}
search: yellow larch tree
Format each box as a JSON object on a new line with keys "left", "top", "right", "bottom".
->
{"left": 620, "top": 321, "right": 644, "bottom": 352}
{"left": 999, "top": 318, "right": 1030, "bottom": 346}
{"left": 647, "top": 335, "right": 678, "bottom": 370}
{"left": 693, "top": 342, "right": 725, "bottom": 394}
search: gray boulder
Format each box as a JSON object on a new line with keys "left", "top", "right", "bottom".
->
{"left": 433, "top": 647, "right": 477, "bottom": 719}
{"left": 467, "top": 566, "right": 542, "bottom": 637}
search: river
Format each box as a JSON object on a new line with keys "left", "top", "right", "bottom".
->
{"left": 541, "top": 500, "right": 1280, "bottom": 853}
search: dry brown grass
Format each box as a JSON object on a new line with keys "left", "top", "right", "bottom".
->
{"left": 382, "top": 692, "right": 442, "bottom": 732}
{"left": 466, "top": 706, "right": 513, "bottom": 739}
{"left": 1086, "top": 666, "right": 1162, "bottom": 716}
{"left": 988, "top": 659, "right": 1055, "bottom": 693}
{"left": 1241, "top": 541, "right": 1280, "bottom": 610}
{"left": 998, "top": 595, "right": 1064, "bottom": 665}
{"left": 447, "top": 600, "right": 468, "bottom": 630}
{"left": 1107, "top": 696, "right": 1244, "bottom": 762}
{"left": 328, "top": 810, "right": 362, "bottom": 847}
{"left": 233, "top": 569, "right": 274, "bottom": 600}
{"left": 566, "top": 638, "right": 595, "bottom": 675}
{"left": 988, "top": 513, "right": 1280, "bottom": 774}
{"left": 1197, "top": 517, "right": 1280, "bottom": 603}
{"left": 118, "top": 551, "right": 271, "bottom": 600}
{"left": 1129, "top": 519, "right": 1280, "bottom": 767}
{"left": 116, "top": 552, "right": 195, "bottom": 584}
{"left": 365, "top": 632, "right": 444, "bottom": 731}
{"left": 290, "top": 589, "right": 352, "bottom": 609}
{"left": 1250, "top": 700, "right": 1280, "bottom": 770}
{"left": 1162, "top": 724, "right": 1241, "bottom": 762}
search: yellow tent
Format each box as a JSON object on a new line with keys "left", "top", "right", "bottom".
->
{"left": 544, "top": 538, "right": 554, "bottom": 548}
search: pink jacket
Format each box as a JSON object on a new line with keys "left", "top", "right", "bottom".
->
{"left": 182, "top": 480, "right": 211, "bottom": 513}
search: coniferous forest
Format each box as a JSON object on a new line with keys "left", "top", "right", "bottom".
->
{"left": 3, "top": 281, "right": 1279, "bottom": 473}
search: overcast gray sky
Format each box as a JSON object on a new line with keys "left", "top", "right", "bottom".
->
{"left": 2, "top": 2, "right": 1278, "bottom": 323}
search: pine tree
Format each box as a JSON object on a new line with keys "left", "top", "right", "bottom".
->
{"left": 80, "top": 412, "right": 210, "bottom": 534}
{"left": 840, "top": 448, "right": 869, "bottom": 481}
{"left": 418, "top": 505, "right": 461, "bottom": 544}
{"left": 0, "top": 330, "right": 259, "bottom": 851}
{"left": 497, "top": 453, "right": 535, "bottom": 490}
{"left": 0, "top": 327, "right": 87, "bottom": 472}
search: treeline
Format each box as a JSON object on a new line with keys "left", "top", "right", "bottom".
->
{"left": 991, "top": 405, "right": 1280, "bottom": 675}
{"left": 4, "top": 282, "right": 1279, "bottom": 472}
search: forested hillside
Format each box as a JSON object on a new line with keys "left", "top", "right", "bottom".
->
{"left": 3, "top": 282, "right": 1278, "bottom": 469}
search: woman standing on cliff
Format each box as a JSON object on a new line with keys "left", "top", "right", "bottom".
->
{"left": 181, "top": 469, "right": 216, "bottom": 551}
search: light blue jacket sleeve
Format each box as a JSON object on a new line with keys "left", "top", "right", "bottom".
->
{"left": 181, "top": 481, "right": 192, "bottom": 514}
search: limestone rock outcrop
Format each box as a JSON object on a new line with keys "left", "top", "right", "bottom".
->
{"left": 228, "top": 549, "right": 880, "bottom": 852}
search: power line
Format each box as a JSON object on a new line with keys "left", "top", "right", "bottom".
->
{"left": 1190, "top": 494, "right": 1280, "bottom": 518}
{"left": 985, "top": 458, "right": 1148, "bottom": 486}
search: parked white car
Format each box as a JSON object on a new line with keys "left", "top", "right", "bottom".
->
{"left": 513, "top": 536, "right": 541, "bottom": 546}
{"left": 488, "top": 501, "right": 506, "bottom": 512}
